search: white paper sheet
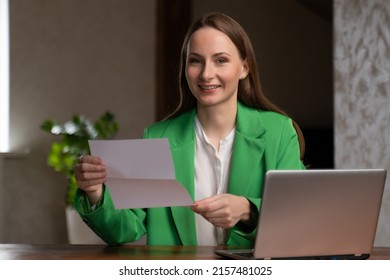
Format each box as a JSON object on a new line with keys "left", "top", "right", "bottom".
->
{"left": 88, "top": 138, "right": 193, "bottom": 209}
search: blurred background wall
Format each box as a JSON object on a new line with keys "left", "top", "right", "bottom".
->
{"left": 334, "top": 0, "right": 390, "bottom": 246}
{"left": 0, "top": 0, "right": 388, "bottom": 246}
{"left": 2, "top": 0, "right": 156, "bottom": 243}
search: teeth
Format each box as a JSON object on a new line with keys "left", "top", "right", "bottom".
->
{"left": 201, "top": 85, "right": 219, "bottom": 90}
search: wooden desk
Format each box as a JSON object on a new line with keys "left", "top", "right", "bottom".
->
{"left": 0, "top": 244, "right": 223, "bottom": 260}
{"left": 0, "top": 244, "right": 389, "bottom": 260}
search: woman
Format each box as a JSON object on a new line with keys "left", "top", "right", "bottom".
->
{"left": 74, "top": 13, "right": 305, "bottom": 246}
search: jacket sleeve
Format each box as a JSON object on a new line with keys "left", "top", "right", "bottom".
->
{"left": 74, "top": 186, "right": 147, "bottom": 245}
{"left": 275, "top": 118, "right": 306, "bottom": 170}
{"left": 229, "top": 117, "right": 305, "bottom": 244}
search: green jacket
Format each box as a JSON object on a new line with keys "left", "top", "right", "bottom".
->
{"left": 75, "top": 102, "right": 305, "bottom": 246}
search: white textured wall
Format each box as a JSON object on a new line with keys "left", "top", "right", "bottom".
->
{"left": 335, "top": 0, "right": 390, "bottom": 246}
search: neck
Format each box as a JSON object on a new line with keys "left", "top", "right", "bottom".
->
{"left": 196, "top": 102, "right": 237, "bottom": 149}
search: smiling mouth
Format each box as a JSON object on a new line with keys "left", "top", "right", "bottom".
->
{"left": 199, "top": 85, "right": 221, "bottom": 90}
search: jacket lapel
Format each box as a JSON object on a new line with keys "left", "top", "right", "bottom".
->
{"left": 164, "top": 110, "right": 197, "bottom": 245}
{"left": 228, "top": 102, "right": 266, "bottom": 197}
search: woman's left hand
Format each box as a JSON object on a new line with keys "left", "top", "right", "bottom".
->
{"left": 191, "top": 194, "right": 251, "bottom": 228}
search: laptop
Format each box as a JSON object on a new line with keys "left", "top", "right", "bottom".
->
{"left": 215, "top": 169, "right": 387, "bottom": 260}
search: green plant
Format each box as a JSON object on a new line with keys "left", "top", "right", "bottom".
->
{"left": 41, "top": 112, "right": 119, "bottom": 207}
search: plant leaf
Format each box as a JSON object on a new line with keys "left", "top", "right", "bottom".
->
{"left": 41, "top": 112, "right": 119, "bottom": 205}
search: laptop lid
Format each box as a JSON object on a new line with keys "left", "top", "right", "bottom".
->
{"left": 216, "top": 169, "right": 386, "bottom": 259}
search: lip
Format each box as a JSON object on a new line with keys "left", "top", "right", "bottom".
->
{"left": 198, "top": 84, "right": 221, "bottom": 93}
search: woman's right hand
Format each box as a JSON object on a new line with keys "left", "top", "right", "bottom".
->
{"left": 74, "top": 155, "right": 107, "bottom": 205}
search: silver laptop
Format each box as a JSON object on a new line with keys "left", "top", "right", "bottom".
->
{"left": 215, "top": 169, "right": 387, "bottom": 260}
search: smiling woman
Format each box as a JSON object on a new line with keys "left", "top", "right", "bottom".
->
{"left": 74, "top": 13, "right": 306, "bottom": 247}
{"left": 0, "top": 0, "right": 9, "bottom": 152}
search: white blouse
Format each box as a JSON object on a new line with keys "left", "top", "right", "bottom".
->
{"left": 194, "top": 116, "right": 235, "bottom": 245}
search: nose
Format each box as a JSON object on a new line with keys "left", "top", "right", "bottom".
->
{"left": 200, "top": 61, "right": 215, "bottom": 81}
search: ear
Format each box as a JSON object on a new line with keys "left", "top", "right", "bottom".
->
{"left": 240, "top": 59, "right": 249, "bottom": 80}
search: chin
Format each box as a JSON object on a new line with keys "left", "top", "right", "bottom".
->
{"left": 195, "top": 97, "right": 220, "bottom": 107}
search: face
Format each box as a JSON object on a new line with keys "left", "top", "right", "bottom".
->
{"left": 185, "top": 27, "right": 248, "bottom": 109}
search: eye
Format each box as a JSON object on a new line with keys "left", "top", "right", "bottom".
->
{"left": 188, "top": 57, "right": 202, "bottom": 64}
{"left": 216, "top": 57, "right": 228, "bottom": 64}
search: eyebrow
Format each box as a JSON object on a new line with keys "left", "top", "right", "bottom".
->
{"left": 188, "top": 52, "right": 232, "bottom": 58}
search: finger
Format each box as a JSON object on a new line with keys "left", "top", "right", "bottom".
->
{"left": 77, "top": 179, "right": 106, "bottom": 191}
{"left": 192, "top": 203, "right": 214, "bottom": 214}
{"left": 192, "top": 195, "right": 221, "bottom": 211}
{"left": 78, "top": 155, "right": 103, "bottom": 164}
{"left": 197, "top": 211, "right": 232, "bottom": 228}
{"left": 75, "top": 162, "right": 106, "bottom": 173}
{"left": 78, "top": 155, "right": 84, "bottom": 163}
{"left": 76, "top": 170, "right": 107, "bottom": 181}
{"left": 194, "top": 194, "right": 220, "bottom": 205}
{"left": 193, "top": 196, "right": 226, "bottom": 213}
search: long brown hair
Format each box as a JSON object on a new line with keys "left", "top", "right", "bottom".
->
{"left": 168, "top": 13, "right": 305, "bottom": 159}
